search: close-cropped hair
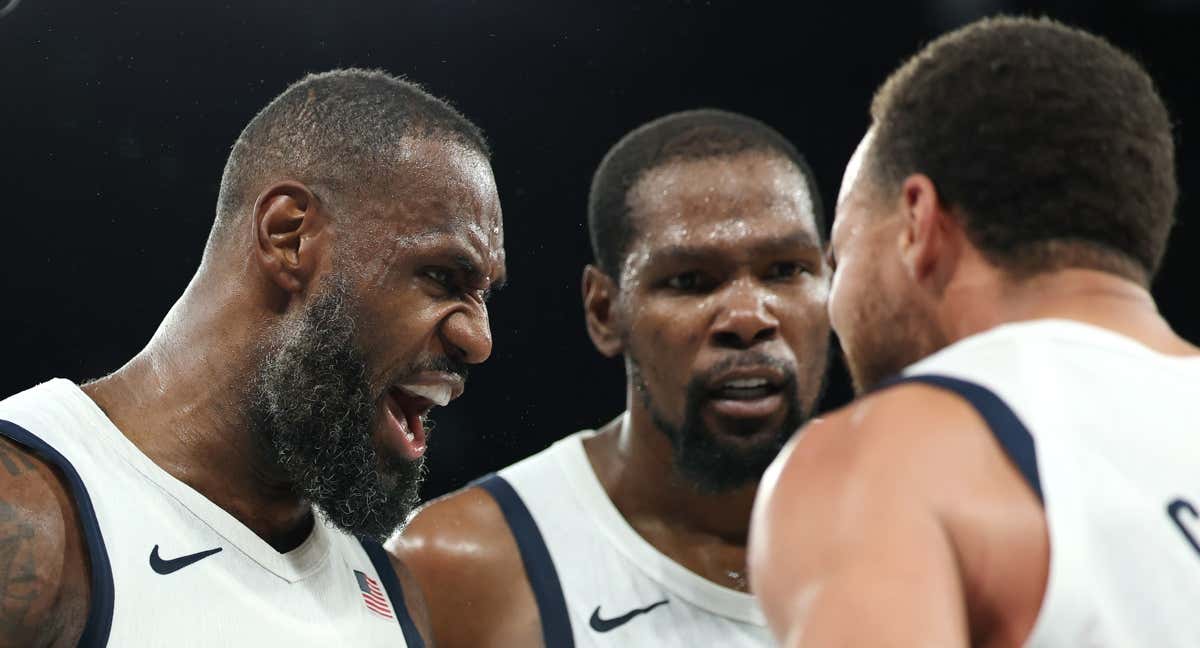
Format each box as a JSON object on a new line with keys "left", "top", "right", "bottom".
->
{"left": 589, "top": 109, "right": 822, "bottom": 280}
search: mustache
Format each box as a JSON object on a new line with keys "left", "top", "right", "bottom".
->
{"left": 395, "top": 355, "right": 470, "bottom": 383}
{"left": 694, "top": 351, "right": 794, "bottom": 387}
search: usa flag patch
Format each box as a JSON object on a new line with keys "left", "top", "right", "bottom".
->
{"left": 355, "top": 569, "right": 394, "bottom": 619}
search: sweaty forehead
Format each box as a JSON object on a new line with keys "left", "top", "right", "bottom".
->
{"left": 626, "top": 150, "right": 819, "bottom": 246}
{"left": 354, "top": 137, "right": 505, "bottom": 278}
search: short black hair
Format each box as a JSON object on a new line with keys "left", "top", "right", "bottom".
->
{"left": 868, "top": 16, "right": 1177, "bottom": 283}
{"left": 588, "top": 109, "right": 822, "bottom": 279}
{"left": 209, "top": 68, "right": 488, "bottom": 252}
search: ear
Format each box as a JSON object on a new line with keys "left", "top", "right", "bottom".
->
{"left": 582, "top": 265, "right": 625, "bottom": 357}
{"left": 896, "top": 174, "right": 957, "bottom": 289}
{"left": 253, "top": 181, "right": 330, "bottom": 295}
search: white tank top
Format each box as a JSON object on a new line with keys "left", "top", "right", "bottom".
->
{"left": 476, "top": 430, "right": 775, "bottom": 647}
{"left": 896, "top": 319, "right": 1200, "bottom": 647}
{"left": 0, "top": 379, "right": 424, "bottom": 648}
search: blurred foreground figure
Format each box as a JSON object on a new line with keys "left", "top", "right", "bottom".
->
{"left": 750, "top": 16, "right": 1198, "bottom": 648}
{"left": 0, "top": 69, "right": 505, "bottom": 647}
{"left": 394, "top": 110, "right": 831, "bottom": 647}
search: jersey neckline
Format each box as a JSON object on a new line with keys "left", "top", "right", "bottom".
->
{"left": 942, "top": 318, "right": 1199, "bottom": 364}
{"left": 52, "top": 378, "right": 334, "bottom": 583}
{"left": 552, "top": 428, "right": 768, "bottom": 626}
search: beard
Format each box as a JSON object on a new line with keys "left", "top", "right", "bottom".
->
{"left": 840, "top": 283, "right": 947, "bottom": 394}
{"left": 631, "top": 352, "right": 810, "bottom": 494}
{"left": 249, "top": 275, "right": 425, "bottom": 542}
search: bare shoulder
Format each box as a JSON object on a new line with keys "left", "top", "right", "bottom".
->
{"left": 762, "top": 383, "right": 999, "bottom": 505}
{"left": 750, "top": 384, "right": 1046, "bottom": 646}
{"left": 0, "top": 435, "right": 90, "bottom": 648}
{"left": 390, "top": 486, "right": 525, "bottom": 579}
{"left": 387, "top": 486, "right": 540, "bottom": 648}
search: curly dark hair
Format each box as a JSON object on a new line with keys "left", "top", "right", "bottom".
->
{"left": 868, "top": 16, "right": 1177, "bottom": 283}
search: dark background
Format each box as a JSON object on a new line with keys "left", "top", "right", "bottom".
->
{"left": 1, "top": 0, "right": 1196, "bottom": 502}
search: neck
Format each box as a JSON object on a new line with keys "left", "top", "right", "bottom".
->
{"left": 82, "top": 269, "right": 314, "bottom": 552}
{"left": 583, "top": 394, "right": 759, "bottom": 591}
{"left": 939, "top": 267, "right": 1193, "bottom": 355}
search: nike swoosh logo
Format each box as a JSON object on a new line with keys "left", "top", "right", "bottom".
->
{"left": 149, "top": 544, "right": 223, "bottom": 575}
{"left": 589, "top": 599, "right": 669, "bottom": 633}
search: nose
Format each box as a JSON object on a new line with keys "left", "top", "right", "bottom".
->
{"left": 440, "top": 304, "right": 493, "bottom": 364}
{"left": 710, "top": 280, "right": 779, "bottom": 350}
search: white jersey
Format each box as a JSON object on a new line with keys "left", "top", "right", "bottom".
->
{"left": 0, "top": 379, "right": 423, "bottom": 648}
{"left": 898, "top": 319, "right": 1200, "bottom": 648}
{"left": 475, "top": 430, "right": 774, "bottom": 647}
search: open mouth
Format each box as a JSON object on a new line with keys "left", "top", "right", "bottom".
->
{"left": 705, "top": 370, "right": 786, "bottom": 421}
{"left": 380, "top": 375, "right": 463, "bottom": 461}
{"left": 711, "top": 377, "right": 783, "bottom": 401}
{"left": 383, "top": 386, "right": 435, "bottom": 461}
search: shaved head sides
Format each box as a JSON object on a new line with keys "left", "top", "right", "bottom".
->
{"left": 588, "top": 109, "right": 822, "bottom": 280}
{"left": 209, "top": 68, "right": 489, "bottom": 256}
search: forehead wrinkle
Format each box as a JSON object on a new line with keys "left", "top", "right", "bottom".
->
{"left": 386, "top": 223, "right": 504, "bottom": 287}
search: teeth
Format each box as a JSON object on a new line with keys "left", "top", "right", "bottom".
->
{"left": 404, "top": 431, "right": 415, "bottom": 442}
{"left": 724, "top": 378, "right": 769, "bottom": 389}
{"left": 399, "top": 384, "right": 452, "bottom": 406}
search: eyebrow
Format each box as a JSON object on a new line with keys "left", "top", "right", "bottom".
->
{"left": 650, "top": 230, "right": 823, "bottom": 265}
{"left": 450, "top": 252, "right": 507, "bottom": 297}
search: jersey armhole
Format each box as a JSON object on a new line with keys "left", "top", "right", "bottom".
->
{"left": 874, "top": 375, "right": 1044, "bottom": 503}
{"left": 0, "top": 418, "right": 115, "bottom": 647}
{"left": 473, "top": 473, "right": 576, "bottom": 648}
{"left": 359, "top": 538, "right": 427, "bottom": 648}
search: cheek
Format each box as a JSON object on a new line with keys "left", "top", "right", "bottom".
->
{"left": 357, "top": 292, "right": 437, "bottom": 358}
{"left": 828, "top": 263, "right": 860, "bottom": 340}
{"left": 629, "top": 303, "right": 706, "bottom": 374}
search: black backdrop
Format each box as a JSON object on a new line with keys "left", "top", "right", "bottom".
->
{"left": 1, "top": 0, "right": 1196, "bottom": 502}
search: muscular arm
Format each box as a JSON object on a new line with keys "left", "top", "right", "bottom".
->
{"left": 749, "top": 388, "right": 986, "bottom": 648}
{"left": 0, "top": 436, "right": 89, "bottom": 648}
{"left": 386, "top": 487, "right": 541, "bottom": 648}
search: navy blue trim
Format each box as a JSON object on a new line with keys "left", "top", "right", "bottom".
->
{"left": 359, "top": 538, "right": 425, "bottom": 648}
{"left": 1167, "top": 498, "right": 1200, "bottom": 558}
{"left": 474, "top": 473, "right": 575, "bottom": 647}
{"left": 0, "top": 419, "right": 114, "bottom": 647}
{"left": 874, "top": 375, "right": 1044, "bottom": 503}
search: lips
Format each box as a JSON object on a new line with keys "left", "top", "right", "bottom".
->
{"left": 704, "top": 366, "right": 786, "bottom": 421}
{"left": 383, "top": 386, "right": 432, "bottom": 461}
{"left": 380, "top": 371, "right": 465, "bottom": 461}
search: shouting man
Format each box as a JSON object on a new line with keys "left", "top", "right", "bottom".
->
{"left": 0, "top": 69, "right": 505, "bottom": 647}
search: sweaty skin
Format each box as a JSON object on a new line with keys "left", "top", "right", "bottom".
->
{"left": 748, "top": 133, "right": 1200, "bottom": 648}
{"left": 0, "top": 137, "right": 505, "bottom": 647}
{"left": 392, "top": 150, "right": 830, "bottom": 647}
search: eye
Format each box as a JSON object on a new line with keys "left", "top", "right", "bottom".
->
{"left": 422, "top": 267, "right": 457, "bottom": 291}
{"left": 767, "top": 262, "right": 802, "bottom": 280}
{"left": 666, "top": 271, "right": 706, "bottom": 292}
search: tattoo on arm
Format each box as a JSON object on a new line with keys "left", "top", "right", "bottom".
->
{"left": 0, "top": 500, "right": 41, "bottom": 637}
{"left": 0, "top": 444, "right": 36, "bottom": 477}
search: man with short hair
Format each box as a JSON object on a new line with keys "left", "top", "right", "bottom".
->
{"left": 393, "top": 109, "right": 831, "bottom": 647}
{"left": 750, "top": 17, "right": 1199, "bottom": 647}
{"left": 0, "top": 68, "right": 505, "bottom": 647}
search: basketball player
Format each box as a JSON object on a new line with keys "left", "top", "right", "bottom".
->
{"left": 391, "top": 110, "right": 830, "bottom": 647}
{"left": 0, "top": 69, "right": 505, "bottom": 647}
{"left": 749, "top": 17, "right": 1198, "bottom": 647}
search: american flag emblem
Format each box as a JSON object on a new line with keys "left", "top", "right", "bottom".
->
{"left": 354, "top": 569, "right": 394, "bottom": 619}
